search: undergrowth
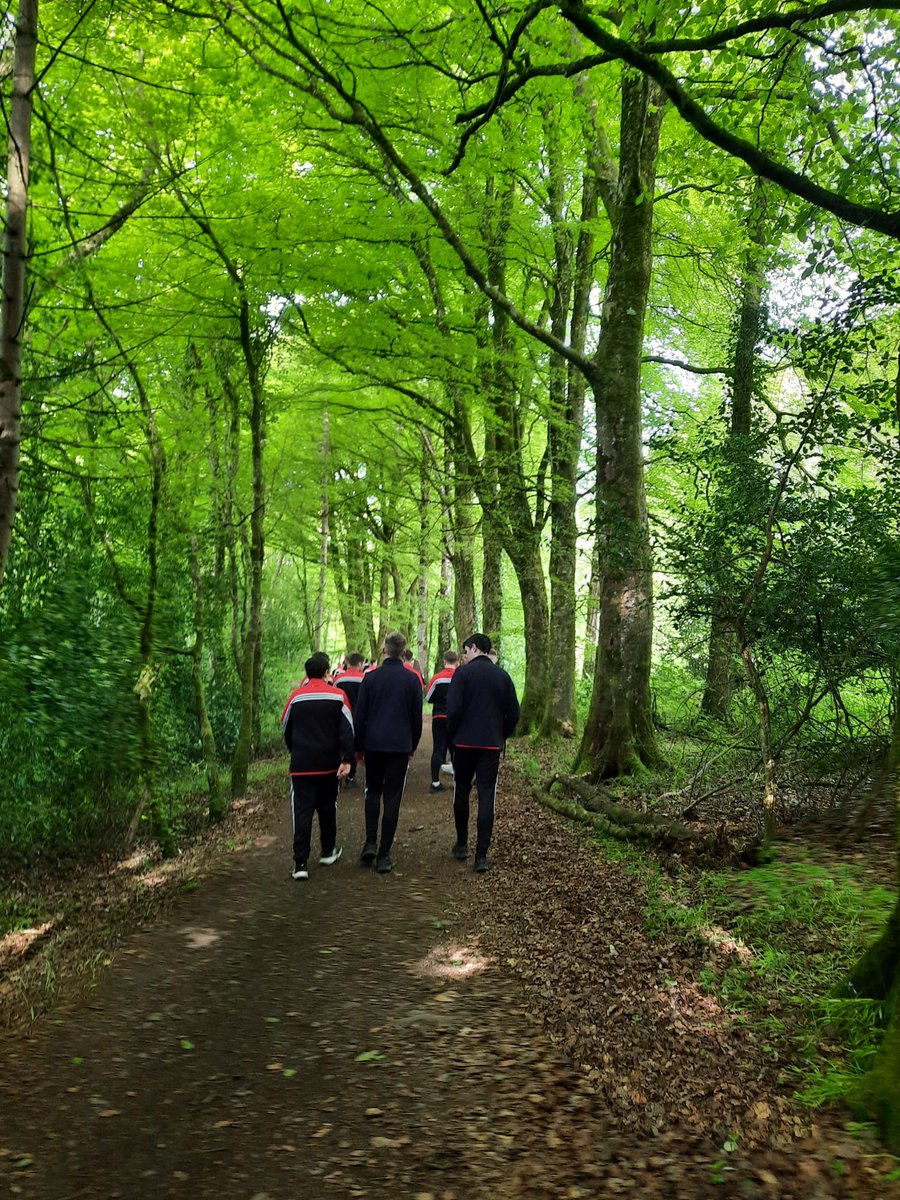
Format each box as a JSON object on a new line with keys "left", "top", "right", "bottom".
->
{"left": 639, "top": 849, "right": 896, "bottom": 1109}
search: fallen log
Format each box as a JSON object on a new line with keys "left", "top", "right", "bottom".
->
{"left": 541, "top": 774, "right": 760, "bottom": 863}
{"left": 550, "top": 775, "right": 697, "bottom": 841}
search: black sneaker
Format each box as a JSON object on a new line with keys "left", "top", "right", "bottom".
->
{"left": 474, "top": 854, "right": 489, "bottom": 874}
{"left": 359, "top": 842, "right": 377, "bottom": 865}
{"left": 430, "top": 781, "right": 445, "bottom": 792}
{"left": 291, "top": 861, "right": 309, "bottom": 880}
{"left": 375, "top": 854, "right": 393, "bottom": 874}
{"left": 451, "top": 843, "right": 468, "bottom": 862}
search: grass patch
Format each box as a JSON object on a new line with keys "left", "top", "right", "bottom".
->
{"left": 0, "top": 892, "right": 52, "bottom": 939}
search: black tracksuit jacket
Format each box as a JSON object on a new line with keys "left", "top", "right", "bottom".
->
{"left": 281, "top": 679, "right": 355, "bottom": 775}
{"left": 425, "top": 667, "right": 456, "bottom": 719}
{"left": 332, "top": 668, "right": 365, "bottom": 712}
{"left": 353, "top": 657, "right": 423, "bottom": 753}
{"left": 445, "top": 656, "right": 520, "bottom": 750}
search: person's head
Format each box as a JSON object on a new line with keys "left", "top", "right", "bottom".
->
{"left": 402, "top": 648, "right": 413, "bottom": 662}
{"left": 443, "top": 650, "right": 459, "bottom": 667}
{"left": 305, "top": 651, "right": 330, "bottom": 679}
{"left": 487, "top": 649, "right": 499, "bottom": 664}
{"left": 347, "top": 652, "right": 365, "bottom": 669}
{"left": 462, "top": 632, "right": 491, "bottom": 663}
{"left": 383, "top": 631, "right": 407, "bottom": 659}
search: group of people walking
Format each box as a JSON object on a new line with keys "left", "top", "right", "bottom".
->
{"left": 280, "top": 631, "right": 520, "bottom": 880}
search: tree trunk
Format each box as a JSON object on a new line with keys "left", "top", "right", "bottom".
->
{"left": 481, "top": 525, "right": 502, "bottom": 650}
{"left": 221, "top": 368, "right": 244, "bottom": 679}
{"left": 417, "top": 446, "right": 429, "bottom": 668}
{"left": 481, "top": 421, "right": 502, "bottom": 646}
{"left": 127, "top": 386, "right": 175, "bottom": 855}
{"left": 314, "top": 410, "right": 329, "bottom": 644}
{"left": 582, "top": 536, "right": 602, "bottom": 681}
{"left": 230, "top": 300, "right": 265, "bottom": 797}
{"left": 190, "top": 537, "right": 226, "bottom": 820}
{"left": 541, "top": 106, "right": 602, "bottom": 736}
{"left": 577, "top": 70, "right": 664, "bottom": 778}
{"left": 507, "top": 538, "right": 551, "bottom": 734}
{"left": 0, "top": 0, "right": 37, "bottom": 589}
{"left": 702, "top": 179, "right": 769, "bottom": 720}
{"left": 437, "top": 549, "right": 453, "bottom": 665}
{"left": 451, "top": 474, "right": 478, "bottom": 643}
{"left": 740, "top": 639, "right": 777, "bottom": 846}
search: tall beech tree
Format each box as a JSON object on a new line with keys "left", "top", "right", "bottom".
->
{"left": 701, "top": 179, "right": 772, "bottom": 721}
{"left": 0, "top": 0, "right": 37, "bottom": 589}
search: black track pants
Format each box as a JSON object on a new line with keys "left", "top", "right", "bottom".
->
{"left": 291, "top": 773, "right": 339, "bottom": 864}
{"left": 363, "top": 750, "right": 410, "bottom": 854}
{"left": 430, "top": 719, "right": 449, "bottom": 783}
{"left": 452, "top": 746, "right": 501, "bottom": 855}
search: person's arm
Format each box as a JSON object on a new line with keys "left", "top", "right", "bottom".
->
{"left": 445, "top": 671, "right": 463, "bottom": 742}
{"left": 281, "top": 696, "right": 294, "bottom": 750}
{"left": 354, "top": 677, "right": 369, "bottom": 753}
{"left": 411, "top": 676, "right": 423, "bottom": 752}
{"left": 338, "top": 695, "right": 355, "bottom": 764}
{"left": 503, "top": 675, "right": 521, "bottom": 740}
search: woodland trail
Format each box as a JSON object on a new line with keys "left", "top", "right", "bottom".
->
{"left": 1, "top": 722, "right": 899, "bottom": 1199}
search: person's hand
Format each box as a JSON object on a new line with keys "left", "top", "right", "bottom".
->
{"left": 337, "top": 762, "right": 351, "bottom": 779}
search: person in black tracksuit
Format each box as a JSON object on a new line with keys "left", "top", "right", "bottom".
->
{"left": 332, "top": 652, "right": 366, "bottom": 786}
{"left": 281, "top": 652, "right": 354, "bottom": 880}
{"left": 353, "top": 631, "right": 423, "bottom": 874}
{"left": 446, "top": 632, "right": 520, "bottom": 874}
{"left": 425, "top": 651, "right": 458, "bottom": 791}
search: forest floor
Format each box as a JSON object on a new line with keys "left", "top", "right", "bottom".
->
{"left": 1, "top": 723, "right": 899, "bottom": 1199}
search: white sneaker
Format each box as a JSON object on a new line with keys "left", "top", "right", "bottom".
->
{"left": 320, "top": 847, "right": 343, "bottom": 866}
{"left": 440, "top": 763, "right": 455, "bottom": 776}
{"left": 291, "top": 862, "right": 309, "bottom": 880}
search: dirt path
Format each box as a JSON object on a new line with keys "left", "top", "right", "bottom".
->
{"left": 0, "top": 733, "right": 609, "bottom": 1200}
{"left": 1, "top": 727, "right": 899, "bottom": 1199}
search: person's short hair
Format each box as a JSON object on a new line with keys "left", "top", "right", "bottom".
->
{"left": 305, "top": 651, "right": 330, "bottom": 678}
{"left": 347, "top": 652, "right": 365, "bottom": 668}
{"left": 463, "top": 632, "right": 492, "bottom": 655}
{"left": 383, "top": 631, "right": 407, "bottom": 658}
{"left": 443, "top": 650, "right": 459, "bottom": 665}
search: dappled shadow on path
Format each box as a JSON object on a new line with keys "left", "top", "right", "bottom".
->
{"left": 2, "top": 726, "right": 898, "bottom": 1198}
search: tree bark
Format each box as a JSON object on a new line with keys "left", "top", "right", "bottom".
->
{"left": 481, "top": 425, "right": 502, "bottom": 647}
{"left": 190, "top": 537, "right": 226, "bottom": 820}
{"left": 417, "top": 445, "right": 429, "bottom": 669}
{"left": 481, "top": 522, "right": 502, "bottom": 650}
{"left": 507, "top": 537, "right": 551, "bottom": 733}
{"left": 542, "top": 100, "right": 603, "bottom": 736}
{"left": 230, "top": 296, "right": 265, "bottom": 797}
{"left": 314, "top": 410, "right": 330, "bottom": 644}
{"left": 582, "top": 536, "right": 602, "bottom": 681}
{"left": 479, "top": 172, "right": 550, "bottom": 729}
{"left": 0, "top": 0, "right": 37, "bottom": 589}
{"left": 702, "top": 178, "right": 769, "bottom": 720}
{"left": 437, "top": 548, "right": 454, "bottom": 666}
{"left": 577, "top": 70, "right": 664, "bottom": 778}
